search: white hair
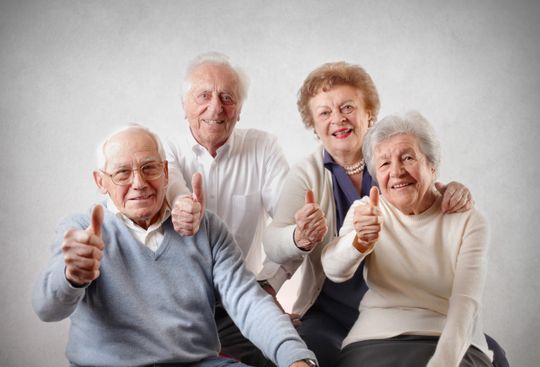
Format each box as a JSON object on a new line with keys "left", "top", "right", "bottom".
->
{"left": 181, "top": 51, "right": 250, "bottom": 105}
{"left": 95, "top": 123, "right": 166, "bottom": 170}
{"left": 363, "top": 110, "right": 441, "bottom": 180}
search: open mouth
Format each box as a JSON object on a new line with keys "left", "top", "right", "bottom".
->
{"left": 391, "top": 182, "right": 414, "bottom": 189}
{"left": 332, "top": 128, "right": 353, "bottom": 139}
{"left": 202, "top": 119, "right": 225, "bottom": 125}
{"left": 129, "top": 194, "right": 155, "bottom": 201}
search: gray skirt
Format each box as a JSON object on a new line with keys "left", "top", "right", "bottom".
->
{"left": 337, "top": 335, "right": 492, "bottom": 367}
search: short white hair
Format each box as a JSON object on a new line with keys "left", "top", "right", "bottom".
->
{"left": 96, "top": 124, "right": 166, "bottom": 170}
{"left": 363, "top": 110, "right": 441, "bottom": 180}
{"left": 181, "top": 51, "right": 250, "bottom": 105}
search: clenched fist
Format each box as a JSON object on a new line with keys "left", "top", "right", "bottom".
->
{"left": 353, "top": 187, "right": 383, "bottom": 253}
{"left": 172, "top": 172, "right": 204, "bottom": 236}
{"left": 63, "top": 204, "right": 105, "bottom": 287}
{"left": 294, "top": 190, "right": 328, "bottom": 251}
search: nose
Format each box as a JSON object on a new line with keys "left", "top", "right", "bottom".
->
{"left": 207, "top": 94, "right": 223, "bottom": 115}
{"left": 330, "top": 109, "right": 346, "bottom": 125}
{"left": 131, "top": 169, "right": 148, "bottom": 189}
{"left": 389, "top": 161, "right": 404, "bottom": 177}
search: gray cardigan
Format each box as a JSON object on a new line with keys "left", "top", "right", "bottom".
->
{"left": 33, "top": 208, "right": 315, "bottom": 367}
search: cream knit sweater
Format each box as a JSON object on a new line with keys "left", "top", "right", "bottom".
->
{"left": 322, "top": 195, "right": 492, "bottom": 367}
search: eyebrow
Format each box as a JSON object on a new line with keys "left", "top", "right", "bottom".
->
{"left": 109, "top": 157, "right": 160, "bottom": 169}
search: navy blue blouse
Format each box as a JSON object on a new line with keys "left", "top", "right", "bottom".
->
{"left": 310, "top": 150, "right": 376, "bottom": 330}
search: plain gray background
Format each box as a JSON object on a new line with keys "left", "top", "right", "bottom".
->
{"left": 1, "top": 0, "right": 539, "bottom": 366}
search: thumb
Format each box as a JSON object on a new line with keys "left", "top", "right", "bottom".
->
{"left": 369, "top": 186, "right": 380, "bottom": 208}
{"left": 87, "top": 204, "right": 104, "bottom": 238}
{"left": 305, "top": 190, "right": 315, "bottom": 204}
{"left": 191, "top": 172, "right": 204, "bottom": 208}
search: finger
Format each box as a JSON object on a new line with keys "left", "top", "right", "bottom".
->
{"left": 369, "top": 186, "right": 379, "bottom": 208}
{"left": 191, "top": 172, "right": 204, "bottom": 206}
{"left": 441, "top": 188, "right": 458, "bottom": 213}
{"left": 87, "top": 204, "right": 104, "bottom": 238}
{"left": 434, "top": 181, "right": 447, "bottom": 194}
{"left": 305, "top": 190, "right": 315, "bottom": 204}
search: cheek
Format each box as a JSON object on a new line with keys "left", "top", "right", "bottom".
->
{"left": 186, "top": 102, "right": 205, "bottom": 119}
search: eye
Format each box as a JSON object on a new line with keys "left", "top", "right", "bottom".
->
{"left": 195, "top": 91, "right": 212, "bottom": 104}
{"left": 341, "top": 104, "right": 354, "bottom": 113}
{"left": 318, "top": 110, "right": 330, "bottom": 118}
{"left": 379, "top": 161, "right": 390, "bottom": 168}
{"left": 141, "top": 162, "right": 162, "bottom": 177}
{"left": 113, "top": 169, "right": 131, "bottom": 181}
{"left": 220, "top": 93, "right": 235, "bottom": 105}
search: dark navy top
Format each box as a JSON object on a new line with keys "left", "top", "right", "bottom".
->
{"left": 310, "top": 150, "right": 375, "bottom": 330}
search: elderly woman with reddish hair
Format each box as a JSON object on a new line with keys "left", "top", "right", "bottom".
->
{"left": 263, "top": 62, "right": 507, "bottom": 367}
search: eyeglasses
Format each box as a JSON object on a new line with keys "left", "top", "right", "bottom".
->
{"left": 100, "top": 161, "right": 164, "bottom": 186}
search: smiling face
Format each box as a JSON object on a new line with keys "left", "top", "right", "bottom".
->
{"left": 374, "top": 133, "right": 437, "bottom": 215}
{"left": 309, "top": 85, "right": 372, "bottom": 164}
{"left": 183, "top": 63, "right": 242, "bottom": 156}
{"left": 93, "top": 129, "right": 168, "bottom": 229}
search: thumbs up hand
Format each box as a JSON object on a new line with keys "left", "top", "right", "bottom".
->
{"left": 353, "top": 187, "right": 383, "bottom": 253}
{"left": 172, "top": 172, "right": 204, "bottom": 236}
{"left": 294, "top": 190, "right": 328, "bottom": 251}
{"left": 63, "top": 204, "right": 105, "bottom": 287}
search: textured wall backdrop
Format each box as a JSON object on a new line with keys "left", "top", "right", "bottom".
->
{"left": 1, "top": 1, "right": 539, "bottom": 366}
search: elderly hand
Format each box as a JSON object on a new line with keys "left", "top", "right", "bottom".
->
{"left": 172, "top": 173, "right": 205, "bottom": 236}
{"left": 63, "top": 204, "right": 105, "bottom": 287}
{"left": 435, "top": 181, "right": 474, "bottom": 213}
{"left": 294, "top": 190, "right": 328, "bottom": 251}
{"left": 353, "top": 187, "right": 383, "bottom": 253}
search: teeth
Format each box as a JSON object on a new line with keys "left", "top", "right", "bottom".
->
{"left": 203, "top": 119, "right": 224, "bottom": 125}
{"left": 333, "top": 128, "right": 352, "bottom": 136}
{"left": 392, "top": 183, "right": 410, "bottom": 189}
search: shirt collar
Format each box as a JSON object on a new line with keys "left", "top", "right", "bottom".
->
{"left": 185, "top": 124, "right": 234, "bottom": 157}
{"left": 105, "top": 196, "right": 171, "bottom": 231}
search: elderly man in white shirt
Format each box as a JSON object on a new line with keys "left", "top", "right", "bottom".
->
{"left": 165, "top": 52, "right": 292, "bottom": 367}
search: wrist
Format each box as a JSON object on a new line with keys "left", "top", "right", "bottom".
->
{"left": 258, "top": 280, "right": 277, "bottom": 297}
{"left": 293, "top": 228, "right": 312, "bottom": 251}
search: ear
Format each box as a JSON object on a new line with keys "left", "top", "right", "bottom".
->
{"left": 93, "top": 171, "right": 108, "bottom": 194}
{"left": 163, "top": 160, "right": 169, "bottom": 186}
{"left": 367, "top": 112, "right": 374, "bottom": 127}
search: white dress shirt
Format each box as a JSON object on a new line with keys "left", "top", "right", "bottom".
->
{"left": 165, "top": 126, "right": 291, "bottom": 286}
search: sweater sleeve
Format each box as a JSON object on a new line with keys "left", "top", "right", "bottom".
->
{"left": 207, "top": 213, "right": 316, "bottom": 367}
{"left": 427, "top": 210, "right": 490, "bottom": 367}
{"left": 321, "top": 199, "right": 372, "bottom": 282}
{"left": 263, "top": 164, "right": 317, "bottom": 265}
{"left": 32, "top": 215, "right": 90, "bottom": 322}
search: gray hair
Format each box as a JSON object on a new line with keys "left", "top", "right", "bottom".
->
{"left": 96, "top": 124, "right": 166, "bottom": 170}
{"left": 363, "top": 110, "right": 441, "bottom": 180}
{"left": 181, "top": 52, "right": 250, "bottom": 105}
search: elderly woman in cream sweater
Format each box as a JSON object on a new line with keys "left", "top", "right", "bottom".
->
{"left": 321, "top": 111, "right": 493, "bottom": 367}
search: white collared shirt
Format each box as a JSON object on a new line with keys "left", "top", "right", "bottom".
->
{"left": 106, "top": 197, "right": 171, "bottom": 252}
{"left": 164, "top": 126, "right": 289, "bottom": 280}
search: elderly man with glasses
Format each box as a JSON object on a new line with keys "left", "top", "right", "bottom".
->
{"left": 32, "top": 125, "right": 318, "bottom": 367}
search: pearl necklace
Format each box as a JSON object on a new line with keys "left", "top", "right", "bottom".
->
{"left": 342, "top": 159, "right": 365, "bottom": 176}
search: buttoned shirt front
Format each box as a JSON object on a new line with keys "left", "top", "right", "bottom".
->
{"left": 165, "top": 126, "right": 290, "bottom": 283}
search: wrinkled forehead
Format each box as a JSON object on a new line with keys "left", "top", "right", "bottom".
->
{"left": 104, "top": 130, "right": 160, "bottom": 168}
{"left": 374, "top": 134, "right": 421, "bottom": 158}
{"left": 189, "top": 63, "right": 240, "bottom": 94}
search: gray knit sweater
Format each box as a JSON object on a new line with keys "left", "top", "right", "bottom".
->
{"left": 33, "top": 208, "right": 314, "bottom": 367}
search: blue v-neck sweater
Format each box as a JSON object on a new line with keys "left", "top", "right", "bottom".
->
{"left": 33, "top": 209, "right": 314, "bottom": 367}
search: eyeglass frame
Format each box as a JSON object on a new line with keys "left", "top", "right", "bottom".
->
{"left": 99, "top": 160, "right": 166, "bottom": 186}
